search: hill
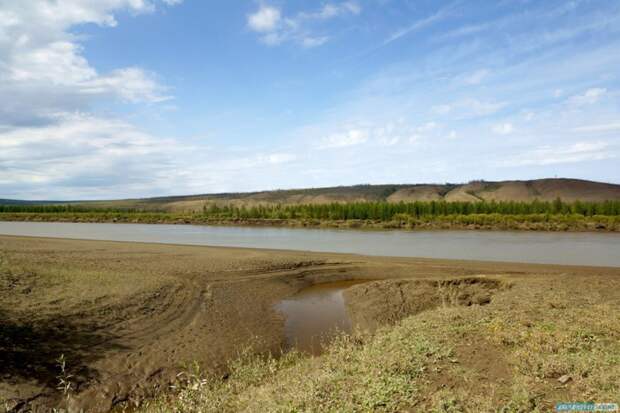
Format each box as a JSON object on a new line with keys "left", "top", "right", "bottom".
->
{"left": 84, "top": 178, "right": 620, "bottom": 212}
{"left": 2, "top": 179, "right": 620, "bottom": 212}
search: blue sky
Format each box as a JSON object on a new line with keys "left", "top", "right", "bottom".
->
{"left": 1, "top": 0, "right": 619, "bottom": 199}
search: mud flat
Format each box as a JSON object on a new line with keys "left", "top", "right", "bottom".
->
{"left": 1, "top": 235, "right": 619, "bottom": 412}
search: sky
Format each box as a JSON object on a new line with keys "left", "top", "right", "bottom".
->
{"left": 1, "top": 0, "right": 619, "bottom": 200}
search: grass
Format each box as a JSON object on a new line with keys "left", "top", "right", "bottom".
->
{"left": 135, "top": 275, "right": 620, "bottom": 412}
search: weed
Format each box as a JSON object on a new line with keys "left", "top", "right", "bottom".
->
{"left": 56, "top": 354, "right": 74, "bottom": 399}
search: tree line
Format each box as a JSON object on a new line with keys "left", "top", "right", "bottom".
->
{"left": 2, "top": 199, "right": 619, "bottom": 220}
{"left": 202, "top": 199, "right": 620, "bottom": 220}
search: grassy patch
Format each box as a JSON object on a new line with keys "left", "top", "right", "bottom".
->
{"left": 136, "top": 276, "right": 619, "bottom": 412}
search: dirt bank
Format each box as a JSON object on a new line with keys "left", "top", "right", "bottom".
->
{"left": 1, "top": 235, "right": 619, "bottom": 411}
{"left": 344, "top": 276, "right": 509, "bottom": 331}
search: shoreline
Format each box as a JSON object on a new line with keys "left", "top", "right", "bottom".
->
{"left": 1, "top": 211, "right": 619, "bottom": 232}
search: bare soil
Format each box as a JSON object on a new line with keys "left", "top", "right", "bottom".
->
{"left": 1, "top": 235, "right": 619, "bottom": 412}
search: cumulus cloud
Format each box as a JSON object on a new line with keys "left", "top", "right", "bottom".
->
{"left": 0, "top": 112, "right": 304, "bottom": 199}
{"left": 0, "top": 0, "right": 182, "bottom": 199}
{"left": 0, "top": 113, "right": 178, "bottom": 198}
{"left": 0, "top": 0, "right": 175, "bottom": 130}
{"left": 0, "top": 0, "right": 311, "bottom": 200}
{"left": 247, "top": 5, "right": 281, "bottom": 32}
{"left": 84, "top": 67, "right": 171, "bottom": 103}
{"left": 246, "top": 2, "right": 360, "bottom": 47}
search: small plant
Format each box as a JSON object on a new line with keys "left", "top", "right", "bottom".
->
{"left": 56, "top": 354, "right": 74, "bottom": 399}
{"left": 173, "top": 361, "right": 208, "bottom": 392}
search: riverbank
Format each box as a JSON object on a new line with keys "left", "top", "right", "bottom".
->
{"left": 1, "top": 211, "right": 619, "bottom": 232}
{"left": 1, "top": 235, "right": 619, "bottom": 411}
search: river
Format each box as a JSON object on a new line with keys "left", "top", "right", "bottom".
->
{"left": 1, "top": 221, "right": 619, "bottom": 267}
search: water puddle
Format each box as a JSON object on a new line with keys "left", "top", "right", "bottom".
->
{"left": 275, "top": 280, "right": 369, "bottom": 355}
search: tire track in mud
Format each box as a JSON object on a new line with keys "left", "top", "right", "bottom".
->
{"left": 69, "top": 261, "right": 358, "bottom": 412}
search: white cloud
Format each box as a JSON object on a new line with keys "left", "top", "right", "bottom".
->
{"left": 302, "top": 36, "right": 330, "bottom": 48}
{"left": 567, "top": 87, "right": 607, "bottom": 106}
{"left": 299, "top": 2, "right": 361, "bottom": 19}
{"left": 383, "top": 5, "right": 452, "bottom": 46}
{"left": 417, "top": 122, "right": 439, "bottom": 132}
{"left": 0, "top": 112, "right": 304, "bottom": 199}
{"left": 265, "top": 153, "right": 297, "bottom": 164}
{"left": 0, "top": 0, "right": 183, "bottom": 198}
{"left": 572, "top": 122, "right": 620, "bottom": 133}
{"left": 461, "top": 99, "right": 507, "bottom": 117}
{"left": 247, "top": 5, "right": 281, "bottom": 32}
{"left": 320, "top": 129, "right": 368, "bottom": 149}
{"left": 247, "top": 2, "right": 360, "bottom": 47}
{"left": 6, "top": 41, "right": 96, "bottom": 84}
{"left": 317, "top": 120, "right": 440, "bottom": 150}
{"left": 492, "top": 122, "right": 514, "bottom": 135}
{"left": 432, "top": 98, "right": 506, "bottom": 119}
{"left": 501, "top": 141, "right": 614, "bottom": 166}
{"left": 0, "top": 0, "right": 177, "bottom": 130}
{"left": 0, "top": 113, "right": 177, "bottom": 196}
{"left": 438, "top": 22, "right": 490, "bottom": 40}
{"left": 84, "top": 67, "right": 171, "bottom": 103}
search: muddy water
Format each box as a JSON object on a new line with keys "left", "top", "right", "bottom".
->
{"left": 275, "top": 280, "right": 367, "bottom": 355}
{"left": 1, "top": 221, "right": 620, "bottom": 266}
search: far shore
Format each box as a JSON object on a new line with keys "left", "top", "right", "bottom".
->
{"left": 1, "top": 211, "right": 619, "bottom": 232}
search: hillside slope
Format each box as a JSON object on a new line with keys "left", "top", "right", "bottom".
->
{"left": 3, "top": 179, "right": 620, "bottom": 212}
{"left": 136, "top": 179, "right": 620, "bottom": 211}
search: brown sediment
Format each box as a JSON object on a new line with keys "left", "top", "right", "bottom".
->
{"left": 0, "top": 234, "right": 619, "bottom": 411}
{"left": 343, "top": 277, "right": 508, "bottom": 331}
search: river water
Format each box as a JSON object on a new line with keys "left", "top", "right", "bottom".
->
{"left": 1, "top": 221, "right": 619, "bottom": 267}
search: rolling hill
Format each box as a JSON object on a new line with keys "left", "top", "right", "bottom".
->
{"left": 3, "top": 179, "right": 620, "bottom": 212}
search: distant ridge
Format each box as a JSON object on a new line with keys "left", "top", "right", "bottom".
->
{"left": 3, "top": 178, "right": 620, "bottom": 212}
{"left": 0, "top": 199, "right": 68, "bottom": 205}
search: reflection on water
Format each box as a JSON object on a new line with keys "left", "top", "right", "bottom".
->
{"left": 1, "top": 221, "right": 619, "bottom": 266}
{"left": 275, "top": 280, "right": 367, "bottom": 355}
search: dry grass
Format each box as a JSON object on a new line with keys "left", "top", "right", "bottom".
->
{"left": 137, "top": 274, "right": 620, "bottom": 413}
